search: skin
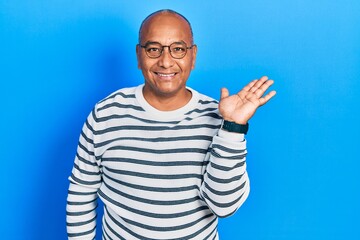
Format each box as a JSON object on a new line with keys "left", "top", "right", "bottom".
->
{"left": 219, "top": 76, "right": 276, "bottom": 124}
{"left": 136, "top": 12, "right": 197, "bottom": 111}
{"left": 137, "top": 11, "right": 276, "bottom": 123}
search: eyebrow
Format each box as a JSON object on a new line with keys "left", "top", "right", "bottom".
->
{"left": 143, "top": 40, "right": 186, "bottom": 46}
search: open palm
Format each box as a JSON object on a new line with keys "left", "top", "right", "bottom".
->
{"left": 218, "top": 76, "right": 276, "bottom": 124}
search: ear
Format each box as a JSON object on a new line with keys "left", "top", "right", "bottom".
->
{"left": 191, "top": 44, "right": 197, "bottom": 70}
{"left": 136, "top": 44, "right": 141, "bottom": 69}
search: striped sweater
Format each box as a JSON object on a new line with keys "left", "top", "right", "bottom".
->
{"left": 66, "top": 84, "right": 250, "bottom": 240}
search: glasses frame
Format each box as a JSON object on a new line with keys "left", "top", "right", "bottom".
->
{"left": 139, "top": 41, "right": 195, "bottom": 59}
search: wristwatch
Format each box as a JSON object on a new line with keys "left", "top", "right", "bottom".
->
{"left": 222, "top": 120, "right": 249, "bottom": 134}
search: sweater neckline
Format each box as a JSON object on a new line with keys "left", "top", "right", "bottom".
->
{"left": 135, "top": 84, "right": 199, "bottom": 120}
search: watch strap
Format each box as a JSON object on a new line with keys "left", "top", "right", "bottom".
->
{"left": 222, "top": 120, "right": 249, "bottom": 134}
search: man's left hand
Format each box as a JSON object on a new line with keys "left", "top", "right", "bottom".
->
{"left": 218, "top": 76, "right": 276, "bottom": 125}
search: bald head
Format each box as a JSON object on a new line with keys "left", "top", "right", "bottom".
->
{"left": 138, "top": 9, "right": 194, "bottom": 44}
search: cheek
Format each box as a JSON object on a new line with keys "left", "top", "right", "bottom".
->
{"left": 180, "top": 60, "right": 193, "bottom": 73}
{"left": 181, "top": 54, "right": 196, "bottom": 69}
{"left": 139, "top": 58, "right": 152, "bottom": 71}
{"left": 148, "top": 60, "right": 157, "bottom": 68}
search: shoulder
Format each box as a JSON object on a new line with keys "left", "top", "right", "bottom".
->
{"left": 93, "top": 85, "right": 142, "bottom": 115}
{"left": 189, "top": 87, "right": 219, "bottom": 109}
{"left": 197, "top": 92, "right": 219, "bottom": 108}
{"left": 186, "top": 88, "right": 221, "bottom": 121}
{"left": 98, "top": 86, "right": 137, "bottom": 105}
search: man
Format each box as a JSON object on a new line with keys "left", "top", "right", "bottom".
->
{"left": 66, "top": 9, "right": 276, "bottom": 239}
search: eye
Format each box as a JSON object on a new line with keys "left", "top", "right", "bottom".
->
{"left": 172, "top": 46, "right": 186, "bottom": 53}
{"left": 146, "top": 47, "right": 161, "bottom": 52}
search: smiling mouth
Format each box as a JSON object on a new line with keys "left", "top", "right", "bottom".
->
{"left": 155, "top": 72, "right": 177, "bottom": 77}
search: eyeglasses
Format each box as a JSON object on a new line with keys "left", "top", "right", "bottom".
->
{"left": 139, "top": 41, "right": 195, "bottom": 59}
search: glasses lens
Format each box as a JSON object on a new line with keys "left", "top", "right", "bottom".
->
{"left": 170, "top": 42, "right": 187, "bottom": 59}
{"left": 144, "top": 43, "right": 162, "bottom": 58}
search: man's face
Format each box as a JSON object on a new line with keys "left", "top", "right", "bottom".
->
{"left": 136, "top": 13, "right": 197, "bottom": 99}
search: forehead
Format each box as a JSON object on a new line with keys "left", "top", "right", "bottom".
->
{"left": 140, "top": 13, "right": 192, "bottom": 45}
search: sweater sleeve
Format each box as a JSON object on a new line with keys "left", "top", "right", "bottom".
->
{"left": 66, "top": 108, "right": 102, "bottom": 239}
{"left": 200, "top": 127, "right": 250, "bottom": 218}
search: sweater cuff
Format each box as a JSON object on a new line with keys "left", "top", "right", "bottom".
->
{"left": 218, "top": 128, "right": 245, "bottom": 142}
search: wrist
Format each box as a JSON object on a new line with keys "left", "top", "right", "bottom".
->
{"left": 221, "top": 120, "right": 249, "bottom": 134}
{"left": 222, "top": 117, "right": 248, "bottom": 125}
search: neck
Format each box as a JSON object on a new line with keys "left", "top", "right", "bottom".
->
{"left": 142, "top": 88, "right": 192, "bottom": 111}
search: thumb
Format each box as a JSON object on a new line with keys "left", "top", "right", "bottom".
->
{"left": 220, "top": 88, "right": 229, "bottom": 100}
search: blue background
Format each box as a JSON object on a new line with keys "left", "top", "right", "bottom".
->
{"left": 1, "top": 1, "right": 359, "bottom": 239}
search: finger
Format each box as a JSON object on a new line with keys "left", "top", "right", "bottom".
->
{"left": 239, "top": 79, "right": 257, "bottom": 94}
{"left": 259, "top": 90, "right": 276, "bottom": 105}
{"left": 220, "top": 87, "right": 230, "bottom": 99}
{"left": 254, "top": 79, "right": 274, "bottom": 98}
{"left": 250, "top": 76, "right": 268, "bottom": 93}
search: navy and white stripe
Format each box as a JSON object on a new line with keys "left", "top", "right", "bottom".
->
{"left": 66, "top": 85, "right": 250, "bottom": 239}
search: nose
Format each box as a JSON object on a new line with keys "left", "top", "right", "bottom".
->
{"left": 157, "top": 47, "right": 175, "bottom": 68}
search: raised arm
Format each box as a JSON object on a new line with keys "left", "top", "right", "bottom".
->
{"left": 200, "top": 76, "right": 276, "bottom": 217}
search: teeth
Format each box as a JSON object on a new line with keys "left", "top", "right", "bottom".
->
{"left": 157, "top": 73, "right": 175, "bottom": 77}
